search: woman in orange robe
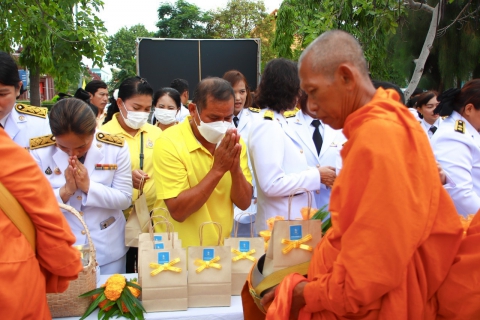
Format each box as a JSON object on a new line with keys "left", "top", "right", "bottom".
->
{"left": 0, "top": 128, "right": 82, "bottom": 319}
{"left": 263, "top": 30, "right": 463, "bottom": 320}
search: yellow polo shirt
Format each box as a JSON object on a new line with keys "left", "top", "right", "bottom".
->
{"left": 153, "top": 116, "right": 252, "bottom": 247}
{"left": 101, "top": 113, "right": 162, "bottom": 211}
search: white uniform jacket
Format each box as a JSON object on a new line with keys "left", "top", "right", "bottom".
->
{"left": 31, "top": 132, "right": 132, "bottom": 266}
{"left": 176, "top": 104, "right": 190, "bottom": 123}
{"left": 289, "top": 110, "right": 346, "bottom": 210}
{"left": 248, "top": 109, "right": 320, "bottom": 233}
{"left": 431, "top": 111, "right": 480, "bottom": 216}
{"left": 419, "top": 117, "right": 443, "bottom": 139}
{"left": 4, "top": 104, "right": 51, "bottom": 149}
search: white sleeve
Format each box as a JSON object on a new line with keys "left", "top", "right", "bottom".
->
{"left": 249, "top": 120, "right": 320, "bottom": 197}
{"left": 434, "top": 135, "right": 480, "bottom": 216}
{"left": 82, "top": 144, "right": 132, "bottom": 210}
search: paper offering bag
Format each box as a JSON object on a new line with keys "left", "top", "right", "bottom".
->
{"left": 187, "top": 222, "right": 232, "bottom": 307}
{"left": 138, "top": 214, "right": 181, "bottom": 285}
{"left": 263, "top": 188, "right": 322, "bottom": 275}
{"left": 139, "top": 228, "right": 188, "bottom": 312}
{"left": 224, "top": 213, "right": 264, "bottom": 295}
{"left": 125, "top": 177, "right": 150, "bottom": 247}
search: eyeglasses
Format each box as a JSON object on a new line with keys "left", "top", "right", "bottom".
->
{"left": 426, "top": 103, "right": 440, "bottom": 108}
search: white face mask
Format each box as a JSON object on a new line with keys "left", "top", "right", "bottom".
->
{"left": 120, "top": 102, "right": 149, "bottom": 129}
{"left": 154, "top": 108, "right": 177, "bottom": 125}
{"left": 193, "top": 107, "right": 231, "bottom": 144}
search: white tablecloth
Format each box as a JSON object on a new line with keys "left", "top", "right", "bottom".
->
{"left": 55, "top": 274, "right": 244, "bottom": 320}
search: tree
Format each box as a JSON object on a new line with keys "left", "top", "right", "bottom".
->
{"left": 210, "top": 0, "right": 268, "bottom": 38}
{"left": 0, "top": 0, "right": 106, "bottom": 106}
{"left": 105, "top": 24, "right": 154, "bottom": 89}
{"left": 156, "top": 0, "right": 214, "bottom": 38}
{"left": 251, "top": 11, "right": 278, "bottom": 71}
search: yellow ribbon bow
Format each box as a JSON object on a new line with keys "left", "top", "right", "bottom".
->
{"left": 149, "top": 258, "right": 182, "bottom": 276}
{"left": 194, "top": 256, "right": 222, "bottom": 273}
{"left": 231, "top": 248, "right": 256, "bottom": 262}
{"left": 281, "top": 234, "right": 313, "bottom": 254}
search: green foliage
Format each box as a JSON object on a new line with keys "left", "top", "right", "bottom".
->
{"left": 155, "top": 0, "right": 214, "bottom": 38}
{"left": 105, "top": 24, "right": 153, "bottom": 89}
{"left": 210, "top": 0, "right": 268, "bottom": 39}
{"left": 0, "top": 0, "right": 107, "bottom": 100}
{"left": 251, "top": 12, "right": 278, "bottom": 71}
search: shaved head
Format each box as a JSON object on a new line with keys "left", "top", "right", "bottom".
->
{"left": 299, "top": 30, "right": 369, "bottom": 79}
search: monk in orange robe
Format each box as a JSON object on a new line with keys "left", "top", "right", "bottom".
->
{"left": 0, "top": 128, "right": 82, "bottom": 319}
{"left": 436, "top": 211, "right": 480, "bottom": 319}
{"left": 261, "top": 30, "right": 463, "bottom": 320}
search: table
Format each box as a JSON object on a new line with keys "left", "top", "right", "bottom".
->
{"left": 55, "top": 274, "right": 244, "bottom": 320}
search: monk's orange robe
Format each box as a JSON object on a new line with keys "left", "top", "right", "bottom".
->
{"left": 0, "top": 129, "right": 82, "bottom": 319}
{"left": 292, "top": 89, "right": 462, "bottom": 319}
{"left": 436, "top": 210, "right": 480, "bottom": 319}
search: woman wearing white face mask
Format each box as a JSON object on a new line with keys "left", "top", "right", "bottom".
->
{"left": 101, "top": 77, "right": 162, "bottom": 273}
{"left": 152, "top": 87, "right": 181, "bottom": 131}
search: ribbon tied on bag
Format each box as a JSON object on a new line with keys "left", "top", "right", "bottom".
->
{"left": 231, "top": 248, "right": 256, "bottom": 262}
{"left": 149, "top": 258, "right": 182, "bottom": 275}
{"left": 194, "top": 256, "right": 222, "bottom": 273}
{"left": 281, "top": 234, "right": 313, "bottom": 254}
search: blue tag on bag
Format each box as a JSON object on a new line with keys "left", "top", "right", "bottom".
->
{"left": 290, "top": 225, "right": 303, "bottom": 240}
{"left": 158, "top": 252, "right": 170, "bottom": 264}
{"left": 154, "top": 243, "right": 165, "bottom": 249}
{"left": 239, "top": 240, "right": 250, "bottom": 252}
{"left": 153, "top": 235, "right": 163, "bottom": 242}
{"left": 203, "top": 248, "right": 214, "bottom": 261}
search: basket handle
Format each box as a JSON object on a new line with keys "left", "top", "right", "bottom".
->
{"left": 199, "top": 221, "right": 222, "bottom": 246}
{"left": 287, "top": 188, "right": 312, "bottom": 220}
{"left": 58, "top": 203, "right": 96, "bottom": 267}
{"left": 234, "top": 211, "right": 255, "bottom": 238}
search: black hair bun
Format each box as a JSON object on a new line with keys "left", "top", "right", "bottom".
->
{"left": 434, "top": 88, "right": 461, "bottom": 116}
{"left": 74, "top": 88, "right": 91, "bottom": 102}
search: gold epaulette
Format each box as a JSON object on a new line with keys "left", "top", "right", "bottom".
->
{"left": 284, "top": 107, "right": 299, "bottom": 118}
{"left": 454, "top": 120, "right": 466, "bottom": 134}
{"left": 249, "top": 107, "right": 260, "bottom": 113}
{"left": 441, "top": 116, "right": 448, "bottom": 120}
{"left": 29, "top": 134, "right": 56, "bottom": 150}
{"left": 264, "top": 110, "right": 274, "bottom": 120}
{"left": 16, "top": 104, "right": 48, "bottom": 119}
{"left": 96, "top": 132, "right": 125, "bottom": 147}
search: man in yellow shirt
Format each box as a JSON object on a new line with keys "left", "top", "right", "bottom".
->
{"left": 153, "top": 77, "right": 253, "bottom": 247}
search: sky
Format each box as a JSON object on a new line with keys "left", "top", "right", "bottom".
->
{"left": 99, "top": 0, "right": 283, "bottom": 36}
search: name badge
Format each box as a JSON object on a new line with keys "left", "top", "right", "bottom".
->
{"left": 239, "top": 240, "right": 250, "bottom": 252}
{"left": 100, "top": 216, "right": 116, "bottom": 230}
{"left": 153, "top": 235, "right": 163, "bottom": 242}
{"left": 158, "top": 252, "right": 170, "bottom": 264}
{"left": 203, "top": 248, "right": 214, "bottom": 261}
{"left": 290, "top": 225, "right": 303, "bottom": 240}
{"left": 154, "top": 243, "right": 165, "bottom": 249}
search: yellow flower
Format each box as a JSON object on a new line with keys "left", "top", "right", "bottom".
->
{"left": 104, "top": 274, "right": 127, "bottom": 301}
{"left": 128, "top": 282, "right": 141, "bottom": 298}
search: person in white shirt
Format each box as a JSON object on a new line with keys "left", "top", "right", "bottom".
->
{"left": 0, "top": 51, "right": 50, "bottom": 149}
{"left": 415, "top": 91, "right": 442, "bottom": 138}
{"left": 431, "top": 81, "right": 480, "bottom": 216}
{"left": 170, "top": 78, "right": 190, "bottom": 123}
{"left": 289, "top": 92, "right": 346, "bottom": 211}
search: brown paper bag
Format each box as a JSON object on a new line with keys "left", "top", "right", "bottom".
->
{"left": 224, "top": 212, "right": 264, "bottom": 295}
{"left": 263, "top": 188, "right": 322, "bottom": 275}
{"left": 187, "top": 222, "right": 232, "bottom": 307}
{"left": 139, "top": 227, "right": 188, "bottom": 312}
{"left": 138, "top": 214, "right": 181, "bottom": 285}
{"left": 125, "top": 177, "right": 151, "bottom": 247}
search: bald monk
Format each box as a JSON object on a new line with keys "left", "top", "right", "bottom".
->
{"left": 261, "top": 30, "right": 463, "bottom": 319}
{"left": 0, "top": 128, "right": 82, "bottom": 319}
{"left": 436, "top": 211, "right": 480, "bottom": 319}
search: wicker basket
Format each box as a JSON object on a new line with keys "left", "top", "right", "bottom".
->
{"left": 46, "top": 203, "right": 97, "bottom": 318}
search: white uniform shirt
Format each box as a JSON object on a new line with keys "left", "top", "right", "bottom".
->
{"left": 431, "top": 111, "right": 480, "bottom": 216}
{"left": 176, "top": 104, "right": 190, "bottom": 123}
{"left": 420, "top": 117, "right": 442, "bottom": 139}
{"left": 3, "top": 103, "right": 51, "bottom": 149}
{"left": 289, "top": 110, "right": 346, "bottom": 210}
{"left": 31, "top": 132, "right": 132, "bottom": 266}
{"left": 248, "top": 109, "right": 321, "bottom": 233}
